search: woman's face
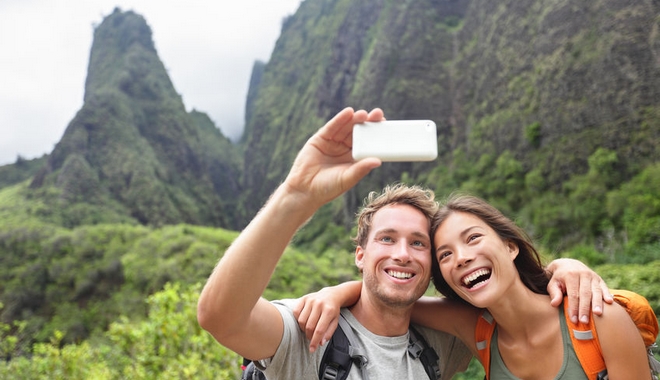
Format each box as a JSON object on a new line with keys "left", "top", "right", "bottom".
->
{"left": 433, "top": 211, "right": 519, "bottom": 308}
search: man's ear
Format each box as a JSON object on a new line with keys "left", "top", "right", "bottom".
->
{"left": 355, "top": 245, "right": 365, "bottom": 272}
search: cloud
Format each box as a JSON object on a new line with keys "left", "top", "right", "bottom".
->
{"left": 0, "top": 0, "right": 302, "bottom": 165}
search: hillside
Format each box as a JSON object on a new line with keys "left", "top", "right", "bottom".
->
{"left": 1, "top": 2, "right": 660, "bottom": 377}
{"left": 239, "top": 0, "right": 660, "bottom": 254}
{"left": 242, "top": 0, "right": 660, "bottom": 204}
{"left": 0, "top": 1, "right": 658, "bottom": 253}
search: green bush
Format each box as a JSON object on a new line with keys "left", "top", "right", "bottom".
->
{"left": 0, "top": 283, "right": 240, "bottom": 380}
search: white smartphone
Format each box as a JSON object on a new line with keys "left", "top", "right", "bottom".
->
{"left": 352, "top": 120, "right": 438, "bottom": 162}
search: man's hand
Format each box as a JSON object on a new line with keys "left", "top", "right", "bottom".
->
{"left": 283, "top": 107, "right": 385, "bottom": 209}
{"left": 546, "top": 258, "right": 613, "bottom": 324}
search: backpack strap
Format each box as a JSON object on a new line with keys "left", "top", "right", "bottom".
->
{"left": 562, "top": 296, "right": 605, "bottom": 380}
{"left": 408, "top": 325, "right": 442, "bottom": 380}
{"left": 240, "top": 358, "right": 265, "bottom": 380}
{"left": 242, "top": 314, "right": 444, "bottom": 380}
{"left": 474, "top": 310, "right": 495, "bottom": 379}
{"left": 319, "top": 314, "right": 369, "bottom": 380}
{"left": 610, "top": 289, "right": 660, "bottom": 380}
{"left": 475, "top": 304, "right": 605, "bottom": 380}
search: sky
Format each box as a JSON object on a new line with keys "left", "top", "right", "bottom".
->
{"left": 0, "top": 0, "right": 303, "bottom": 166}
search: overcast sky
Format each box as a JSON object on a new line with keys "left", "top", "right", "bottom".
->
{"left": 0, "top": 0, "right": 303, "bottom": 166}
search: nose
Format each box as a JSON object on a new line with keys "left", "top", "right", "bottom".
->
{"left": 391, "top": 241, "right": 412, "bottom": 263}
{"left": 455, "top": 247, "right": 474, "bottom": 268}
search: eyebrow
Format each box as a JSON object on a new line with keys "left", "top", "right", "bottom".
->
{"left": 375, "top": 228, "right": 430, "bottom": 240}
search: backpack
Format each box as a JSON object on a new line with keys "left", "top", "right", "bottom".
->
{"left": 241, "top": 314, "right": 442, "bottom": 380}
{"left": 475, "top": 289, "right": 660, "bottom": 380}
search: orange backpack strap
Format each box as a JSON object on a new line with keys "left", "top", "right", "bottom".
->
{"left": 475, "top": 310, "right": 496, "bottom": 379}
{"left": 563, "top": 296, "right": 605, "bottom": 380}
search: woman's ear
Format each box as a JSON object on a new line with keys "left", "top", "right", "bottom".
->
{"left": 506, "top": 240, "right": 519, "bottom": 260}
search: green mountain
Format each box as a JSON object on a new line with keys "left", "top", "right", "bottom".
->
{"left": 1, "top": 2, "right": 660, "bottom": 376}
{"left": 239, "top": 0, "right": 660, "bottom": 252}
{"left": 25, "top": 8, "right": 242, "bottom": 228}
{"left": 3, "top": 1, "right": 660, "bottom": 251}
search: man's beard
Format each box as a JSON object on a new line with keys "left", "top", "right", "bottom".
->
{"left": 362, "top": 269, "right": 427, "bottom": 309}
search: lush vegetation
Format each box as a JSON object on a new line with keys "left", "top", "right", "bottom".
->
{"left": 0, "top": 200, "right": 362, "bottom": 378}
{"left": 0, "top": 196, "right": 657, "bottom": 378}
{"left": 2, "top": 2, "right": 660, "bottom": 379}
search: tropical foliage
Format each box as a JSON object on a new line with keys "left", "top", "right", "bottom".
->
{"left": 2, "top": 1, "right": 660, "bottom": 379}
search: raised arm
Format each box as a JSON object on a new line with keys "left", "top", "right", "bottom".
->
{"left": 197, "top": 107, "right": 384, "bottom": 360}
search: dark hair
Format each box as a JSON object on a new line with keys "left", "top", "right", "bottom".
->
{"left": 353, "top": 183, "right": 438, "bottom": 248}
{"left": 430, "top": 194, "right": 550, "bottom": 303}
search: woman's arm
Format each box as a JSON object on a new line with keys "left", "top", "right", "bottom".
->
{"left": 293, "top": 281, "right": 362, "bottom": 352}
{"left": 412, "top": 296, "right": 481, "bottom": 355}
{"left": 594, "top": 301, "right": 651, "bottom": 379}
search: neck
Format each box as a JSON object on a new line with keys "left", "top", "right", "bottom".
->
{"left": 487, "top": 285, "right": 556, "bottom": 339}
{"left": 349, "top": 292, "right": 413, "bottom": 336}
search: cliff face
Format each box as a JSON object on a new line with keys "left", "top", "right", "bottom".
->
{"left": 240, "top": 0, "right": 471, "bottom": 223}
{"left": 451, "top": 0, "right": 660, "bottom": 184}
{"left": 30, "top": 9, "right": 242, "bottom": 227}
{"left": 239, "top": 0, "right": 660, "bottom": 228}
{"left": 6, "top": 0, "right": 660, "bottom": 236}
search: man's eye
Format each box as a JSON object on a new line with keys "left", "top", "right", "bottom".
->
{"left": 412, "top": 241, "right": 425, "bottom": 247}
{"left": 380, "top": 236, "right": 393, "bottom": 243}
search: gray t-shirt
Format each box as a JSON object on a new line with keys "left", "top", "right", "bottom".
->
{"left": 257, "top": 299, "right": 472, "bottom": 379}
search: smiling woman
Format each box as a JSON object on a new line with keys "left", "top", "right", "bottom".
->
{"left": 430, "top": 195, "right": 550, "bottom": 306}
{"left": 426, "top": 194, "right": 652, "bottom": 380}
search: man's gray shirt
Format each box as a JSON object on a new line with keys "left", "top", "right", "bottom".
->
{"left": 256, "top": 299, "right": 472, "bottom": 379}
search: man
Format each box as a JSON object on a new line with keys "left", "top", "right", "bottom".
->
{"left": 197, "top": 107, "right": 609, "bottom": 379}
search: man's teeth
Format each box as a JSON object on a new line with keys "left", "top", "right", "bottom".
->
{"left": 388, "top": 270, "right": 413, "bottom": 279}
{"left": 462, "top": 268, "right": 491, "bottom": 288}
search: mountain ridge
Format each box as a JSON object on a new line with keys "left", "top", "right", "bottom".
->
{"left": 26, "top": 8, "right": 242, "bottom": 228}
{"left": 1, "top": 0, "right": 660, "bottom": 253}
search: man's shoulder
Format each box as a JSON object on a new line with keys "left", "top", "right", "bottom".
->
{"left": 271, "top": 298, "right": 298, "bottom": 309}
{"left": 260, "top": 299, "right": 324, "bottom": 378}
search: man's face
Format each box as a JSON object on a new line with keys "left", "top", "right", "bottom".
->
{"left": 356, "top": 204, "right": 432, "bottom": 310}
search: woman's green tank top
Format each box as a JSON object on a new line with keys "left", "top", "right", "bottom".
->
{"left": 489, "top": 306, "right": 588, "bottom": 379}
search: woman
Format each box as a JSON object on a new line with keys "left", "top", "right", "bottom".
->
{"left": 296, "top": 194, "right": 650, "bottom": 379}
{"left": 423, "top": 194, "right": 649, "bottom": 379}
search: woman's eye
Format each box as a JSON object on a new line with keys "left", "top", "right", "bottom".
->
{"left": 438, "top": 251, "right": 452, "bottom": 260}
{"left": 468, "top": 234, "right": 482, "bottom": 243}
